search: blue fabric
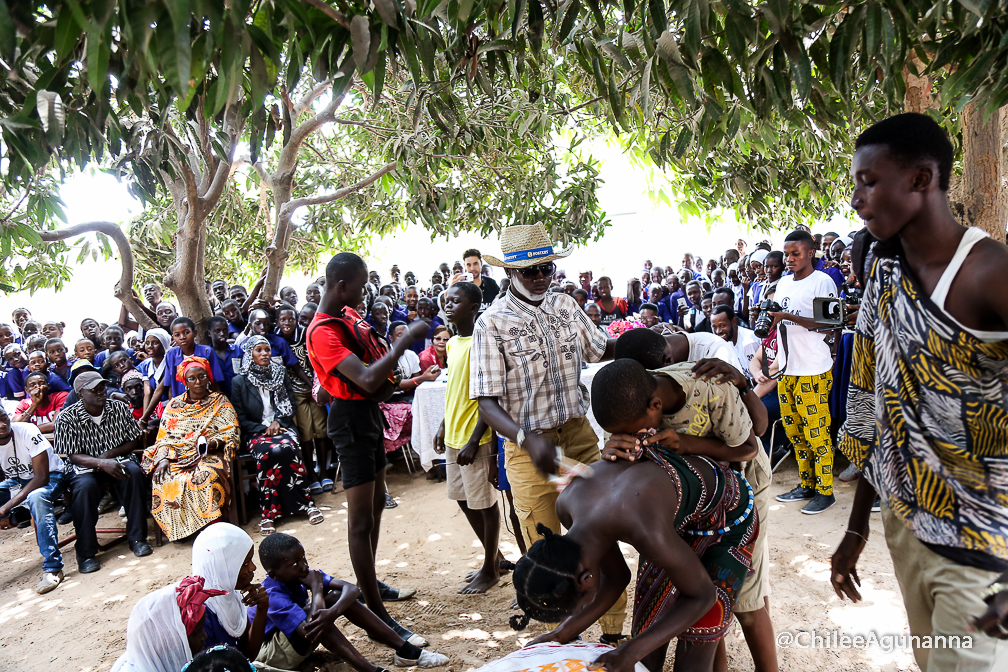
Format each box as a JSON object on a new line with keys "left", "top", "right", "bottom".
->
{"left": 203, "top": 608, "right": 240, "bottom": 649}
{"left": 264, "top": 334, "right": 298, "bottom": 368}
{"left": 496, "top": 435, "right": 510, "bottom": 491}
{"left": 408, "top": 317, "right": 444, "bottom": 355}
{"left": 49, "top": 364, "right": 71, "bottom": 386}
{"left": 504, "top": 245, "right": 554, "bottom": 263}
{"left": 814, "top": 258, "right": 845, "bottom": 288}
{"left": 94, "top": 347, "right": 138, "bottom": 370}
{"left": 0, "top": 471, "right": 64, "bottom": 573}
{"left": 3, "top": 367, "right": 25, "bottom": 400}
{"left": 140, "top": 357, "right": 170, "bottom": 403}
{"left": 213, "top": 344, "right": 243, "bottom": 398}
{"left": 228, "top": 321, "right": 243, "bottom": 335}
{"left": 163, "top": 344, "right": 226, "bottom": 398}
{"left": 46, "top": 372, "right": 71, "bottom": 393}
{"left": 249, "top": 571, "right": 334, "bottom": 639}
{"left": 830, "top": 331, "right": 855, "bottom": 428}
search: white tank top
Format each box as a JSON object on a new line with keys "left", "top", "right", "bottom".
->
{"left": 929, "top": 227, "right": 1008, "bottom": 342}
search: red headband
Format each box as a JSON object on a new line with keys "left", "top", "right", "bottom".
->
{"left": 176, "top": 575, "right": 226, "bottom": 635}
{"left": 176, "top": 355, "right": 213, "bottom": 384}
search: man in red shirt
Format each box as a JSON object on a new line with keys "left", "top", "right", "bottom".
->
{"left": 307, "top": 252, "right": 429, "bottom": 648}
{"left": 14, "top": 372, "right": 68, "bottom": 434}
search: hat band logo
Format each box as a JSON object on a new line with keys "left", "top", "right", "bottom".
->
{"left": 504, "top": 246, "right": 553, "bottom": 263}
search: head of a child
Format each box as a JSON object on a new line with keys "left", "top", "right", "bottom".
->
{"left": 26, "top": 334, "right": 47, "bottom": 355}
{"left": 122, "top": 373, "right": 145, "bottom": 408}
{"left": 171, "top": 317, "right": 197, "bottom": 351}
{"left": 390, "top": 321, "right": 408, "bottom": 343}
{"left": 0, "top": 324, "right": 14, "bottom": 349}
{"left": 276, "top": 306, "right": 298, "bottom": 338}
{"left": 3, "top": 344, "right": 26, "bottom": 369}
{"left": 46, "top": 339, "right": 68, "bottom": 368}
{"left": 27, "top": 350, "right": 49, "bottom": 373}
{"left": 444, "top": 282, "right": 481, "bottom": 330}
{"left": 305, "top": 282, "right": 322, "bottom": 306}
{"left": 156, "top": 302, "right": 178, "bottom": 330}
{"left": 207, "top": 316, "right": 230, "bottom": 350}
{"left": 221, "top": 300, "right": 243, "bottom": 326}
{"left": 248, "top": 309, "right": 272, "bottom": 337}
{"left": 21, "top": 320, "right": 41, "bottom": 339}
{"left": 325, "top": 253, "right": 368, "bottom": 310}
{"left": 103, "top": 325, "right": 125, "bottom": 352}
{"left": 259, "top": 533, "right": 309, "bottom": 582}
{"left": 107, "top": 349, "right": 134, "bottom": 376}
{"left": 416, "top": 297, "right": 434, "bottom": 320}
{"left": 404, "top": 285, "right": 419, "bottom": 310}
{"left": 614, "top": 327, "right": 672, "bottom": 369}
{"left": 280, "top": 286, "right": 298, "bottom": 306}
{"left": 74, "top": 338, "right": 96, "bottom": 363}
{"left": 591, "top": 359, "right": 661, "bottom": 435}
{"left": 299, "top": 303, "right": 317, "bottom": 329}
{"left": 783, "top": 230, "right": 818, "bottom": 277}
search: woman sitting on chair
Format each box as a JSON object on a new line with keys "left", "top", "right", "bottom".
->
{"left": 142, "top": 356, "right": 239, "bottom": 542}
{"left": 230, "top": 335, "right": 323, "bottom": 535}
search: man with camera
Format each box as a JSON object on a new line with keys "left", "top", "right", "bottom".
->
{"left": 767, "top": 230, "right": 838, "bottom": 515}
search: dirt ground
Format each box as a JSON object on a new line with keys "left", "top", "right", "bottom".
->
{"left": 0, "top": 455, "right": 921, "bottom": 672}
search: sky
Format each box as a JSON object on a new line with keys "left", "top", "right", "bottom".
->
{"left": 1, "top": 139, "right": 858, "bottom": 345}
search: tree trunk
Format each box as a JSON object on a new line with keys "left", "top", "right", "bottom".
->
{"left": 949, "top": 103, "right": 1008, "bottom": 243}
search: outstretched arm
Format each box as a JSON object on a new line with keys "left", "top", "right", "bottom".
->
{"left": 334, "top": 320, "right": 427, "bottom": 394}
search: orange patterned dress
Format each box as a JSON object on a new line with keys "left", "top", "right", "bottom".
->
{"left": 142, "top": 392, "right": 239, "bottom": 541}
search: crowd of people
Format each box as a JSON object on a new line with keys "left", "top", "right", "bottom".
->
{"left": 0, "top": 113, "right": 1006, "bottom": 672}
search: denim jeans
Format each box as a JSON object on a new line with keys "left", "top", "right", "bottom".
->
{"left": 0, "top": 471, "right": 64, "bottom": 573}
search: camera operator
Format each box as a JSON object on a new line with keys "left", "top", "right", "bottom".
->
{"left": 767, "top": 230, "right": 838, "bottom": 515}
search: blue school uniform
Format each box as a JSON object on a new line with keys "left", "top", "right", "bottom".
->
{"left": 94, "top": 347, "right": 137, "bottom": 370}
{"left": 163, "top": 344, "right": 226, "bottom": 398}
{"left": 203, "top": 608, "right": 240, "bottom": 649}
{"left": 3, "top": 366, "right": 25, "bottom": 400}
{"left": 408, "top": 317, "right": 443, "bottom": 355}
{"left": 46, "top": 372, "right": 71, "bottom": 393}
{"left": 140, "top": 357, "right": 170, "bottom": 403}
{"left": 248, "top": 571, "right": 335, "bottom": 640}
{"left": 49, "top": 364, "right": 71, "bottom": 386}
{"left": 213, "top": 344, "right": 243, "bottom": 398}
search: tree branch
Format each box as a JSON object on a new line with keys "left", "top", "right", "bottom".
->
{"left": 301, "top": 0, "right": 351, "bottom": 29}
{"left": 37, "top": 221, "right": 157, "bottom": 331}
{"left": 279, "top": 160, "right": 398, "bottom": 219}
{"left": 294, "top": 78, "right": 334, "bottom": 119}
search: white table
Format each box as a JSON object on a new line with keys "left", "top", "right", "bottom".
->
{"left": 412, "top": 362, "right": 610, "bottom": 470}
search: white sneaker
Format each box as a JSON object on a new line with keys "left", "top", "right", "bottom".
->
{"left": 395, "top": 649, "right": 448, "bottom": 668}
{"left": 36, "top": 570, "right": 64, "bottom": 594}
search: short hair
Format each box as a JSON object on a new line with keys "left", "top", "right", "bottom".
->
{"left": 614, "top": 328, "right": 667, "bottom": 369}
{"left": 640, "top": 302, "right": 658, "bottom": 313}
{"left": 855, "top": 113, "right": 954, "bottom": 191}
{"left": 103, "top": 325, "right": 124, "bottom": 337}
{"left": 258, "top": 532, "right": 303, "bottom": 572}
{"left": 404, "top": 284, "right": 418, "bottom": 294}
{"left": 229, "top": 284, "right": 248, "bottom": 293}
{"left": 713, "top": 287, "right": 735, "bottom": 303}
{"left": 701, "top": 290, "right": 715, "bottom": 302}
{"left": 712, "top": 304, "right": 735, "bottom": 321}
{"left": 206, "top": 315, "right": 228, "bottom": 331}
{"left": 511, "top": 524, "right": 584, "bottom": 630}
{"left": 573, "top": 288, "right": 588, "bottom": 300}
{"left": 685, "top": 280, "right": 701, "bottom": 291}
{"left": 766, "top": 250, "right": 784, "bottom": 265}
{"left": 275, "top": 303, "right": 297, "bottom": 317}
{"left": 171, "top": 316, "right": 196, "bottom": 332}
{"left": 326, "top": 252, "right": 367, "bottom": 286}
{"left": 221, "top": 299, "right": 239, "bottom": 310}
{"left": 597, "top": 276, "right": 612, "bottom": 286}
{"left": 449, "top": 281, "right": 482, "bottom": 306}
{"left": 389, "top": 320, "right": 407, "bottom": 333}
{"left": 306, "top": 282, "right": 322, "bottom": 291}
{"left": 463, "top": 248, "right": 482, "bottom": 261}
{"left": 185, "top": 645, "right": 254, "bottom": 672}
{"left": 590, "top": 359, "right": 657, "bottom": 430}
{"left": 44, "top": 338, "right": 65, "bottom": 351}
{"left": 784, "top": 230, "right": 817, "bottom": 251}
{"left": 23, "top": 370, "right": 48, "bottom": 386}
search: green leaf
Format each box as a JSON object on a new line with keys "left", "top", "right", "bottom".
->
{"left": 656, "top": 30, "right": 683, "bottom": 65}
{"left": 351, "top": 15, "right": 371, "bottom": 73}
{"left": 162, "top": 0, "right": 192, "bottom": 97}
{"left": 512, "top": 0, "right": 527, "bottom": 41}
{"left": 592, "top": 56, "right": 607, "bottom": 98}
{"left": 608, "top": 59, "right": 622, "bottom": 120}
{"left": 780, "top": 36, "right": 811, "bottom": 100}
{"left": 649, "top": 0, "right": 668, "bottom": 35}
{"left": 672, "top": 125, "right": 691, "bottom": 157}
{"left": 559, "top": 0, "right": 581, "bottom": 44}
{"left": 724, "top": 14, "right": 749, "bottom": 67}
{"left": 865, "top": 1, "right": 882, "bottom": 57}
{"left": 528, "top": 0, "right": 544, "bottom": 57}
{"left": 52, "top": 6, "right": 81, "bottom": 62}
{"left": 459, "top": 0, "right": 475, "bottom": 23}
{"left": 958, "top": 0, "right": 995, "bottom": 18}
{"left": 373, "top": 0, "right": 401, "bottom": 27}
{"left": 372, "top": 49, "right": 386, "bottom": 108}
{"left": 683, "top": 0, "right": 701, "bottom": 57}
{"left": 641, "top": 57, "right": 652, "bottom": 119}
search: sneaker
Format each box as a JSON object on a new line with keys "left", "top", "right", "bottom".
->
{"left": 771, "top": 447, "right": 792, "bottom": 472}
{"left": 394, "top": 649, "right": 448, "bottom": 668}
{"left": 838, "top": 464, "right": 860, "bottom": 482}
{"left": 57, "top": 509, "right": 73, "bottom": 525}
{"left": 378, "top": 579, "right": 416, "bottom": 601}
{"left": 97, "top": 492, "right": 114, "bottom": 514}
{"left": 776, "top": 486, "right": 816, "bottom": 503}
{"left": 801, "top": 493, "right": 837, "bottom": 515}
{"left": 384, "top": 616, "right": 428, "bottom": 647}
{"left": 36, "top": 570, "right": 64, "bottom": 594}
{"left": 871, "top": 496, "right": 881, "bottom": 513}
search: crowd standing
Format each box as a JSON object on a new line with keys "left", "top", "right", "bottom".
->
{"left": 0, "top": 114, "right": 1006, "bottom": 672}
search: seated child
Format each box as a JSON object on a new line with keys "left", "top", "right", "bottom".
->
{"left": 511, "top": 359, "right": 760, "bottom": 672}
{"left": 94, "top": 325, "right": 136, "bottom": 369}
{"left": 251, "top": 533, "right": 449, "bottom": 672}
{"left": 73, "top": 338, "right": 96, "bottom": 365}
{"left": 2, "top": 343, "right": 28, "bottom": 400}
{"left": 121, "top": 370, "right": 158, "bottom": 446}
{"left": 26, "top": 350, "right": 72, "bottom": 393}
{"left": 14, "top": 371, "right": 69, "bottom": 433}
{"left": 45, "top": 338, "right": 72, "bottom": 385}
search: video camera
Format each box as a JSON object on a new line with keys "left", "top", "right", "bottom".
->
{"left": 812, "top": 283, "right": 862, "bottom": 328}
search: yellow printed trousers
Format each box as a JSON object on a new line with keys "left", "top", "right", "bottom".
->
{"left": 503, "top": 416, "right": 628, "bottom": 636}
{"left": 778, "top": 371, "right": 834, "bottom": 496}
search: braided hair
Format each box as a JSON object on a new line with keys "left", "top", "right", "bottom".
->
{"left": 510, "top": 524, "right": 584, "bottom": 630}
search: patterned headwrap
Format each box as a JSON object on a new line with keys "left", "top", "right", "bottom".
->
{"left": 176, "top": 355, "right": 213, "bottom": 384}
{"left": 240, "top": 336, "right": 294, "bottom": 418}
{"left": 175, "top": 575, "right": 226, "bottom": 635}
{"left": 120, "top": 369, "right": 144, "bottom": 386}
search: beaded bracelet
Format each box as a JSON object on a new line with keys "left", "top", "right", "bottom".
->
{"left": 683, "top": 475, "right": 755, "bottom": 537}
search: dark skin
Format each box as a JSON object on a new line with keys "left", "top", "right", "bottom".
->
{"left": 318, "top": 264, "right": 428, "bottom": 621}
{"left": 81, "top": 318, "right": 101, "bottom": 343}
{"left": 14, "top": 374, "right": 55, "bottom": 432}
{"left": 403, "top": 287, "right": 419, "bottom": 321}
{"left": 68, "top": 382, "right": 139, "bottom": 477}
{"left": 141, "top": 335, "right": 166, "bottom": 413}
{"left": 143, "top": 283, "right": 163, "bottom": 310}
{"left": 268, "top": 543, "right": 408, "bottom": 672}
{"left": 12, "top": 309, "right": 30, "bottom": 329}
{"left": 74, "top": 339, "right": 96, "bottom": 364}
{"left": 280, "top": 287, "right": 298, "bottom": 306}
{"left": 765, "top": 241, "right": 830, "bottom": 331}
{"left": 212, "top": 280, "right": 228, "bottom": 304}
{"left": 434, "top": 285, "right": 500, "bottom": 594}
{"left": 530, "top": 454, "right": 721, "bottom": 672}
{"left": 0, "top": 326, "right": 14, "bottom": 349}
{"left": 46, "top": 342, "right": 68, "bottom": 375}
{"left": 140, "top": 323, "right": 217, "bottom": 423}
{"left": 187, "top": 613, "right": 208, "bottom": 657}
{"left": 832, "top": 143, "right": 1008, "bottom": 639}
{"left": 233, "top": 547, "right": 270, "bottom": 658}
{"left": 151, "top": 365, "right": 227, "bottom": 480}
{"left": 102, "top": 328, "right": 125, "bottom": 353}
{"left": 26, "top": 352, "right": 49, "bottom": 374}
{"left": 305, "top": 283, "right": 322, "bottom": 306}
{"left": 208, "top": 321, "right": 231, "bottom": 359}
{"left": 596, "top": 278, "right": 617, "bottom": 313}
{"left": 0, "top": 409, "right": 51, "bottom": 529}
{"left": 275, "top": 309, "right": 313, "bottom": 389}
{"left": 155, "top": 303, "right": 178, "bottom": 330}
{"left": 477, "top": 267, "right": 617, "bottom": 476}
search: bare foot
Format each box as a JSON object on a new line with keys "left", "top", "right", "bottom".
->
{"left": 465, "top": 554, "right": 509, "bottom": 582}
{"left": 459, "top": 568, "right": 500, "bottom": 594}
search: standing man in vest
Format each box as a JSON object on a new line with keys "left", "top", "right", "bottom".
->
{"left": 471, "top": 223, "right": 627, "bottom": 644}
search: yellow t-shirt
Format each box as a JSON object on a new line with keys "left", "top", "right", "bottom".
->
{"left": 445, "top": 335, "right": 492, "bottom": 449}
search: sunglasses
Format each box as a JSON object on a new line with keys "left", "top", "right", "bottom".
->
{"left": 518, "top": 262, "right": 556, "bottom": 279}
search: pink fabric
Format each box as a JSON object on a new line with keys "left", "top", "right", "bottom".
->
{"left": 380, "top": 401, "right": 413, "bottom": 453}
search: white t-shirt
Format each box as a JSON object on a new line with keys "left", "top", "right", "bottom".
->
{"left": 774, "top": 270, "right": 836, "bottom": 376}
{"left": 397, "top": 349, "right": 421, "bottom": 379}
{"left": 0, "top": 422, "right": 64, "bottom": 480}
{"left": 732, "top": 327, "right": 762, "bottom": 382}
{"left": 686, "top": 332, "right": 741, "bottom": 370}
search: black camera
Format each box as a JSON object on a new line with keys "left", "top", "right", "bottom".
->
{"left": 753, "top": 300, "right": 781, "bottom": 338}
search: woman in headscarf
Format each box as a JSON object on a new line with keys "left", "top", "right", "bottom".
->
{"left": 111, "top": 575, "right": 224, "bottom": 672}
{"left": 142, "top": 356, "right": 240, "bottom": 541}
{"left": 140, "top": 327, "right": 172, "bottom": 418}
{"left": 192, "top": 523, "right": 270, "bottom": 658}
{"left": 230, "top": 336, "right": 323, "bottom": 535}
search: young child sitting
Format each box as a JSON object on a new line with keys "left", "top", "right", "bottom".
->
{"left": 73, "top": 338, "right": 96, "bottom": 365}
{"left": 251, "top": 533, "right": 449, "bottom": 672}
{"left": 434, "top": 282, "right": 502, "bottom": 594}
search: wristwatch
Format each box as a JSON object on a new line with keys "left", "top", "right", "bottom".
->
{"left": 738, "top": 379, "right": 754, "bottom": 396}
{"left": 516, "top": 429, "right": 526, "bottom": 448}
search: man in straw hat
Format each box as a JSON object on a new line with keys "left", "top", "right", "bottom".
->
{"left": 471, "top": 223, "right": 627, "bottom": 644}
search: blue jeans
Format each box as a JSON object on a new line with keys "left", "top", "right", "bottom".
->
{"left": 0, "top": 472, "right": 64, "bottom": 573}
{"left": 759, "top": 387, "right": 785, "bottom": 454}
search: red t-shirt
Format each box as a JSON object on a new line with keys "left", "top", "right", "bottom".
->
{"left": 307, "top": 309, "right": 366, "bottom": 401}
{"left": 15, "top": 391, "right": 69, "bottom": 427}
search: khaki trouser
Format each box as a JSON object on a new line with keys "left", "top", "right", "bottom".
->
{"left": 882, "top": 503, "right": 1008, "bottom": 672}
{"left": 504, "top": 416, "right": 628, "bottom": 635}
{"left": 733, "top": 446, "right": 772, "bottom": 613}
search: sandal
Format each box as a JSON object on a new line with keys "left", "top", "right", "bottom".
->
{"left": 321, "top": 478, "right": 334, "bottom": 492}
{"left": 259, "top": 519, "right": 276, "bottom": 535}
{"left": 307, "top": 507, "right": 324, "bottom": 525}
{"left": 309, "top": 481, "right": 323, "bottom": 495}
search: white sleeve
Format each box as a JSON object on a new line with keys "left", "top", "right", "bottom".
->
{"left": 18, "top": 423, "right": 53, "bottom": 459}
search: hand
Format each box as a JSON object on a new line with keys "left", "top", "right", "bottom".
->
{"left": 677, "top": 304, "right": 689, "bottom": 316}
{"left": 830, "top": 532, "right": 866, "bottom": 602}
{"left": 250, "top": 298, "right": 270, "bottom": 311}
{"left": 207, "top": 438, "right": 225, "bottom": 453}
{"left": 449, "top": 273, "right": 466, "bottom": 286}
{"left": 844, "top": 304, "right": 860, "bottom": 326}
{"left": 753, "top": 369, "right": 771, "bottom": 385}
{"left": 407, "top": 310, "right": 417, "bottom": 321}
{"left": 528, "top": 628, "right": 567, "bottom": 646}
{"left": 434, "top": 420, "right": 446, "bottom": 455}
{"left": 457, "top": 440, "right": 480, "bottom": 466}
{"left": 304, "top": 606, "right": 338, "bottom": 643}
{"left": 241, "top": 583, "right": 270, "bottom": 611}
{"left": 588, "top": 646, "right": 637, "bottom": 672}
{"left": 316, "top": 387, "right": 331, "bottom": 406}
{"left": 973, "top": 589, "right": 1008, "bottom": 639}
{"left": 153, "top": 458, "right": 170, "bottom": 480}
{"left": 266, "top": 421, "right": 282, "bottom": 437}
{"left": 691, "top": 358, "right": 747, "bottom": 390}
{"left": 523, "top": 433, "right": 558, "bottom": 475}
{"left": 305, "top": 569, "right": 325, "bottom": 593}
{"left": 100, "top": 458, "right": 130, "bottom": 480}
{"left": 641, "top": 428, "right": 681, "bottom": 454}
{"left": 0, "top": 516, "right": 11, "bottom": 531}
{"left": 0, "top": 503, "right": 10, "bottom": 519}
{"left": 601, "top": 433, "right": 644, "bottom": 462}
{"left": 405, "top": 320, "right": 429, "bottom": 343}
{"left": 420, "top": 365, "right": 440, "bottom": 382}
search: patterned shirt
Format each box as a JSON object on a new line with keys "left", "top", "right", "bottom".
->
{"left": 54, "top": 399, "right": 142, "bottom": 473}
{"left": 840, "top": 256, "right": 1008, "bottom": 567}
{"left": 470, "top": 290, "right": 608, "bottom": 433}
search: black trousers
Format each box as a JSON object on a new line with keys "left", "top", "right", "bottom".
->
{"left": 69, "top": 461, "right": 148, "bottom": 561}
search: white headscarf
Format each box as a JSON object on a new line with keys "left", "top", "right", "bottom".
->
{"left": 144, "top": 328, "right": 173, "bottom": 385}
{"left": 749, "top": 249, "right": 769, "bottom": 265}
{"left": 110, "top": 584, "right": 192, "bottom": 672}
{"left": 192, "top": 523, "right": 254, "bottom": 638}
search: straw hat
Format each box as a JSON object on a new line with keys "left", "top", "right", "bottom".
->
{"left": 483, "top": 223, "right": 574, "bottom": 268}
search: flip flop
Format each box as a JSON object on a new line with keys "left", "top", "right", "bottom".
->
{"left": 321, "top": 479, "right": 334, "bottom": 492}
{"left": 309, "top": 481, "right": 323, "bottom": 495}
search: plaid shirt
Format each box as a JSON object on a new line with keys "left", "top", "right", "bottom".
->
{"left": 470, "top": 290, "right": 608, "bottom": 433}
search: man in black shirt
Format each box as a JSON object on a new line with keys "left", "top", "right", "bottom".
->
{"left": 460, "top": 248, "right": 500, "bottom": 313}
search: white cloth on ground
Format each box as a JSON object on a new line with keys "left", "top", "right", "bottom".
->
{"left": 110, "top": 583, "right": 192, "bottom": 672}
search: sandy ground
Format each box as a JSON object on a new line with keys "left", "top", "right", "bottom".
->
{"left": 0, "top": 455, "right": 921, "bottom": 672}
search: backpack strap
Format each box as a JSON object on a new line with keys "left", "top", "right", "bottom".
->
{"left": 307, "top": 315, "right": 371, "bottom": 398}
